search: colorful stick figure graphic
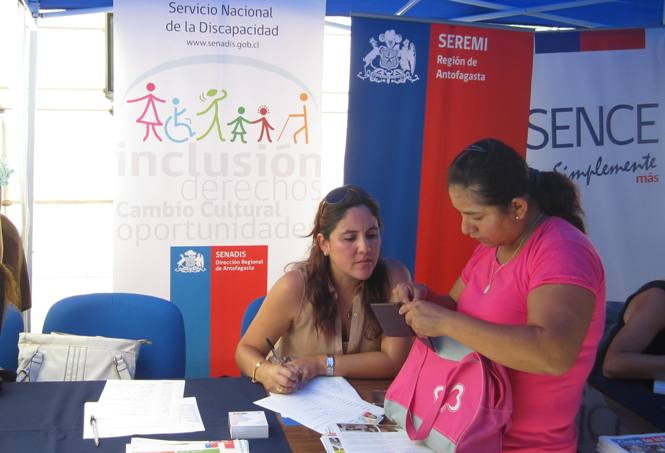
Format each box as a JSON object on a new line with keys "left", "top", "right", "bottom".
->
{"left": 252, "top": 105, "right": 275, "bottom": 143}
{"left": 277, "top": 92, "right": 309, "bottom": 144}
{"left": 226, "top": 106, "right": 252, "bottom": 143}
{"left": 196, "top": 88, "right": 228, "bottom": 142}
{"left": 126, "top": 82, "right": 166, "bottom": 142}
{"left": 164, "top": 97, "right": 196, "bottom": 143}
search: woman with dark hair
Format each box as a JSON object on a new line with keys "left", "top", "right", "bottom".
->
{"left": 600, "top": 280, "right": 665, "bottom": 382}
{"left": 236, "top": 185, "right": 412, "bottom": 394}
{"left": 398, "top": 138, "right": 606, "bottom": 452}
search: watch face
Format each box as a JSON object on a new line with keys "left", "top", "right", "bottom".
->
{"left": 326, "top": 355, "right": 334, "bottom": 376}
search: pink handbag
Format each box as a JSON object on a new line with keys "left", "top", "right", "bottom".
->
{"left": 384, "top": 337, "right": 512, "bottom": 452}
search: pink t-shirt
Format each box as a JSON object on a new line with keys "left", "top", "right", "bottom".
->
{"left": 459, "top": 217, "right": 606, "bottom": 453}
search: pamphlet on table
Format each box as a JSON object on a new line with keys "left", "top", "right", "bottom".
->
{"left": 126, "top": 437, "right": 249, "bottom": 453}
{"left": 597, "top": 432, "right": 665, "bottom": 452}
{"left": 321, "top": 423, "right": 432, "bottom": 453}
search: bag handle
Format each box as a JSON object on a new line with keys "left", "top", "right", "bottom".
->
{"left": 16, "top": 351, "right": 44, "bottom": 383}
{"left": 486, "top": 360, "right": 507, "bottom": 409}
{"left": 114, "top": 355, "right": 133, "bottom": 380}
{"left": 405, "top": 344, "right": 480, "bottom": 441}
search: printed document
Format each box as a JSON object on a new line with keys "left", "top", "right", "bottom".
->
{"left": 254, "top": 376, "right": 383, "bottom": 433}
{"left": 83, "top": 380, "right": 204, "bottom": 439}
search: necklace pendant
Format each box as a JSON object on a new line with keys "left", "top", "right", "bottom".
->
{"left": 483, "top": 283, "right": 491, "bottom": 294}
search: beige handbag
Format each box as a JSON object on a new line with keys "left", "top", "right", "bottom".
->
{"left": 16, "top": 332, "right": 145, "bottom": 382}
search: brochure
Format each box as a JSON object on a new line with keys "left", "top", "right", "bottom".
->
{"left": 597, "top": 432, "right": 665, "bottom": 453}
{"left": 126, "top": 438, "right": 250, "bottom": 453}
{"left": 320, "top": 423, "right": 432, "bottom": 453}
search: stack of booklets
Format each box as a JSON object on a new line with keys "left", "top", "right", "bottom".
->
{"left": 125, "top": 438, "right": 250, "bottom": 453}
{"left": 321, "top": 423, "right": 433, "bottom": 453}
{"left": 597, "top": 432, "right": 665, "bottom": 452}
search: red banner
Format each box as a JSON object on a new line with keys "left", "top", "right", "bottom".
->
{"left": 415, "top": 25, "right": 533, "bottom": 293}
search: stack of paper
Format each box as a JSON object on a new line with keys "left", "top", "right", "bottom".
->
{"left": 597, "top": 432, "right": 665, "bottom": 452}
{"left": 254, "top": 376, "right": 384, "bottom": 433}
{"left": 83, "top": 380, "right": 205, "bottom": 439}
{"left": 126, "top": 438, "right": 249, "bottom": 453}
{"left": 321, "top": 423, "right": 432, "bottom": 453}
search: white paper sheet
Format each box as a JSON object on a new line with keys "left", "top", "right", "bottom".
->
{"left": 254, "top": 376, "right": 384, "bottom": 433}
{"left": 83, "top": 380, "right": 204, "bottom": 439}
{"left": 98, "top": 380, "right": 186, "bottom": 416}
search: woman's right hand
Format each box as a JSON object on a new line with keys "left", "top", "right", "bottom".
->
{"left": 393, "top": 282, "right": 430, "bottom": 303}
{"left": 256, "top": 361, "right": 300, "bottom": 394}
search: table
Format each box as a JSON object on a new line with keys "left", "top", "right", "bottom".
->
{"left": 576, "top": 374, "right": 665, "bottom": 453}
{"left": 0, "top": 378, "right": 291, "bottom": 453}
{"left": 280, "top": 378, "right": 392, "bottom": 453}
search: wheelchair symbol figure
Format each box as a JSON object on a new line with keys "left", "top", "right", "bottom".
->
{"left": 164, "top": 98, "right": 196, "bottom": 143}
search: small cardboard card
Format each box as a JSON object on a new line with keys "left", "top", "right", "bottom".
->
{"left": 228, "top": 411, "right": 269, "bottom": 439}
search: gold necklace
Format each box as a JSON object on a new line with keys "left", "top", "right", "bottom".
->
{"left": 482, "top": 213, "right": 544, "bottom": 295}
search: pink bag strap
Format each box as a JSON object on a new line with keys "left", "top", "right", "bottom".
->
{"left": 405, "top": 345, "right": 478, "bottom": 441}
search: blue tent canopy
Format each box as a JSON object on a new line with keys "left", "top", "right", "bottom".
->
{"left": 25, "top": 0, "right": 665, "bottom": 29}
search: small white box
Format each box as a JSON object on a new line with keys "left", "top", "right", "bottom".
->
{"left": 229, "top": 411, "right": 269, "bottom": 439}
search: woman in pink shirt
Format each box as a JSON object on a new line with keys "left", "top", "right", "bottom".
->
{"left": 399, "top": 138, "right": 606, "bottom": 452}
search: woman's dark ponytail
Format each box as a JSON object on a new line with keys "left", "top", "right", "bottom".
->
{"left": 449, "top": 138, "right": 586, "bottom": 232}
{"left": 529, "top": 168, "right": 585, "bottom": 233}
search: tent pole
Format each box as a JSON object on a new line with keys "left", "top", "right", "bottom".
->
{"left": 39, "top": 7, "right": 112, "bottom": 18}
{"left": 395, "top": 0, "right": 421, "bottom": 16}
{"left": 24, "top": 24, "right": 37, "bottom": 332}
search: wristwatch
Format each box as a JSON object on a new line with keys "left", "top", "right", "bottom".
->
{"left": 325, "top": 354, "right": 335, "bottom": 376}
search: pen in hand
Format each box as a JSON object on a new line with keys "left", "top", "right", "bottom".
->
{"left": 265, "top": 338, "right": 285, "bottom": 364}
{"left": 89, "top": 414, "right": 100, "bottom": 448}
{"left": 266, "top": 338, "right": 303, "bottom": 388}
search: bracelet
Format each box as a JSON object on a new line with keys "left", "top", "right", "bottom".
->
{"left": 251, "top": 360, "right": 266, "bottom": 383}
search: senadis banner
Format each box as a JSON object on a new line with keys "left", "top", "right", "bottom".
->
{"left": 114, "top": 0, "right": 325, "bottom": 377}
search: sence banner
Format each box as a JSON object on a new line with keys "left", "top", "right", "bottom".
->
{"left": 528, "top": 28, "right": 664, "bottom": 300}
{"left": 345, "top": 16, "right": 533, "bottom": 292}
{"left": 114, "top": 0, "right": 324, "bottom": 377}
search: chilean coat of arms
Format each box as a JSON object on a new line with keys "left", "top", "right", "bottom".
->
{"left": 357, "top": 29, "right": 419, "bottom": 84}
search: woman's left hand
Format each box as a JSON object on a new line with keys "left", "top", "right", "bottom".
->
{"left": 399, "top": 299, "right": 451, "bottom": 337}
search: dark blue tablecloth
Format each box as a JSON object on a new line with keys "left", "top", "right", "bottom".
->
{"left": 0, "top": 377, "right": 291, "bottom": 453}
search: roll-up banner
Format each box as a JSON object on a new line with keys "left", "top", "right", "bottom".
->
{"left": 529, "top": 28, "right": 665, "bottom": 301}
{"left": 345, "top": 15, "right": 534, "bottom": 292}
{"left": 114, "top": 0, "right": 325, "bottom": 377}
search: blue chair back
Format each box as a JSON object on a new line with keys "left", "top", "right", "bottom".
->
{"left": 0, "top": 304, "right": 23, "bottom": 371}
{"left": 42, "top": 293, "right": 185, "bottom": 379}
{"left": 241, "top": 296, "right": 265, "bottom": 336}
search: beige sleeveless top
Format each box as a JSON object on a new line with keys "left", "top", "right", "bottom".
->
{"left": 275, "top": 271, "right": 381, "bottom": 358}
